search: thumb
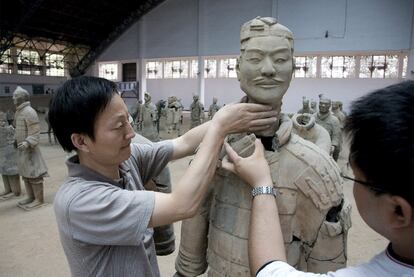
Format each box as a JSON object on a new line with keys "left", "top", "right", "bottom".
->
{"left": 221, "top": 155, "right": 236, "bottom": 173}
{"left": 224, "top": 142, "right": 241, "bottom": 163}
{"left": 252, "top": 139, "right": 265, "bottom": 158}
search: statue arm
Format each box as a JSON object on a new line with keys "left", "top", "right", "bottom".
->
{"left": 23, "top": 113, "right": 41, "bottom": 147}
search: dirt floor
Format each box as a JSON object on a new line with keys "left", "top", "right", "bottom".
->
{"left": 0, "top": 113, "right": 387, "bottom": 277}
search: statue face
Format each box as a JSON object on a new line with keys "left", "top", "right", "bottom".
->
{"left": 193, "top": 95, "right": 199, "bottom": 102}
{"left": 303, "top": 99, "right": 309, "bottom": 108}
{"left": 237, "top": 36, "right": 293, "bottom": 105}
{"left": 144, "top": 94, "right": 151, "bottom": 103}
{"left": 331, "top": 101, "right": 339, "bottom": 110}
{"left": 319, "top": 100, "right": 331, "bottom": 114}
{"left": 13, "top": 92, "right": 25, "bottom": 106}
{"left": 213, "top": 97, "right": 218, "bottom": 104}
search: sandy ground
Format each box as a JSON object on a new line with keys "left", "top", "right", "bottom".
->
{"left": 0, "top": 114, "right": 387, "bottom": 277}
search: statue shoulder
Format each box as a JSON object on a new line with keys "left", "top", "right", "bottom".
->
{"left": 283, "top": 135, "right": 343, "bottom": 211}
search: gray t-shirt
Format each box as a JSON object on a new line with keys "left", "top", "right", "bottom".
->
{"left": 54, "top": 141, "right": 173, "bottom": 277}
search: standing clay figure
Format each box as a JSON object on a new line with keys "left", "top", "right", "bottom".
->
{"left": 138, "top": 92, "right": 159, "bottom": 141}
{"left": 297, "top": 97, "right": 315, "bottom": 114}
{"left": 310, "top": 99, "right": 317, "bottom": 113}
{"left": 13, "top": 86, "right": 48, "bottom": 210}
{"left": 189, "top": 95, "right": 204, "bottom": 129}
{"left": 130, "top": 99, "right": 142, "bottom": 130}
{"left": 331, "top": 101, "right": 346, "bottom": 129}
{"left": 175, "top": 17, "right": 350, "bottom": 276}
{"left": 166, "top": 96, "right": 183, "bottom": 136}
{"left": 208, "top": 97, "right": 221, "bottom": 120}
{"left": 315, "top": 96, "right": 342, "bottom": 161}
{"left": 0, "top": 112, "right": 21, "bottom": 199}
{"left": 291, "top": 113, "right": 331, "bottom": 154}
{"left": 338, "top": 101, "right": 347, "bottom": 116}
{"left": 132, "top": 133, "right": 176, "bottom": 256}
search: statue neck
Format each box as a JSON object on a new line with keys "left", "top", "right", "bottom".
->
{"left": 246, "top": 97, "right": 281, "bottom": 137}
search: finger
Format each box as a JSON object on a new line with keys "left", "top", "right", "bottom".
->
{"left": 248, "top": 117, "right": 277, "bottom": 127}
{"left": 253, "top": 139, "right": 265, "bottom": 158}
{"left": 224, "top": 142, "right": 240, "bottom": 163}
{"left": 239, "top": 103, "right": 273, "bottom": 112}
{"left": 249, "top": 110, "right": 278, "bottom": 120}
{"left": 246, "top": 125, "right": 272, "bottom": 132}
{"left": 221, "top": 156, "right": 236, "bottom": 173}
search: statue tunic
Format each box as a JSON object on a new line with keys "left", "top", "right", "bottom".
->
{"left": 14, "top": 102, "right": 48, "bottom": 178}
{"left": 0, "top": 125, "right": 18, "bottom": 175}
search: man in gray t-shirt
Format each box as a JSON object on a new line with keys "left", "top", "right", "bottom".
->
{"left": 49, "top": 76, "right": 276, "bottom": 276}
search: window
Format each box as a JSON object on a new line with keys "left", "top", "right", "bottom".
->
{"left": 359, "top": 55, "right": 399, "bottom": 78}
{"left": 17, "top": 49, "right": 41, "bottom": 75}
{"left": 45, "top": 53, "right": 65, "bottom": 76}
{"left": 402, "top": 55, "right": 408, "bottom": 78}
{"left": 204, "top": 59, "right": 217, "bottom": 78}
{"left": 164, "top": 60, "right": 189, "bottom": 78}
{"left": 146, "top": 61, "right": 163, "bottom": 79}
{"left": 321, "top": 56, "right": 356, "bottom": 78}
{"left": 293, "top": 56, "right": 317, "bottom": 78}
{"left": 219, "top": 58, "right": 237, "bottom": 78}
{"left": 190, "top": 60, "right": 199, "bottom": 78}
{"left": 99, "top": 63, "right": 118, "bottom": 80}
{"left": 0, "top": 49, "right": 12, "bottom": 74}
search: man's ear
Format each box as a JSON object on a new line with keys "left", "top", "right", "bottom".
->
{"left": 389, "top": 195, "right": 413, "bottom": 228}
{"left": 236, "top": 56, "right": 241, "bottom": 81}
{"left": 71, "top": 133, "right": 90, "bottom": 153}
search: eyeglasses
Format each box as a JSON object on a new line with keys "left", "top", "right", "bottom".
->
{"left": 340, "top": 173, "right": 386, "bottom": 194}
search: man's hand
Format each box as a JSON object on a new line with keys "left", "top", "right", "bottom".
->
{"left": 222, "top": 139, "right": 273, "bottom": 187}
{"left": 17, "top": 141, "right": 29, "bottom": 150}
{"left": 211, "top": 103, "right": 277, "bottom": 136}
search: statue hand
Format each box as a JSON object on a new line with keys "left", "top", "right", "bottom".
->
{"left": 17, "top": 141, "right": 29, "bottom": 150}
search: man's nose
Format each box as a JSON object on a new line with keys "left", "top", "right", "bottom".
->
{"left": 125, "top": 123, "right": 136, "bottom": 140}
{"left": 261, "top": 57, "right": 276, "bottom": 77}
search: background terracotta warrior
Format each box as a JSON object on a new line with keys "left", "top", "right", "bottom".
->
{"left": 315, "top": 96, "right": 342, "bottom": 161}
{"left": 189, "top": 95, "right": 204, "bottom": 129}
{"left": 208, "top": 97, "right": 221, "bottom": 120}
{"left": 297, "top": 97, "right": 315, "bottom": 114}
{"left": 0, "top": 112, "right": 21, "bottom": 199}
{"left": 175, "top": 17, "right": 351, "bottom": 276}
{"left": 166, "top": 96, "right": 183, "bottom": 136}
{"left": 331, "top": 100, "right": 346, "bottom": 129}
{"left": 138, "top": 92, "right": 159, "bottom": 141}
{"left": 13, "top": 86, "right": 48, "bottom": 210}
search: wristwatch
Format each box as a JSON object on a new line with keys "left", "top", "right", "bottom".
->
{"left": 251, "top": 186, "right": 277, "bottom": 198}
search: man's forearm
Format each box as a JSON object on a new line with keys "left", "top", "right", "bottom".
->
{"left": 249, "top": 194, "right": 287, "bottom": 276}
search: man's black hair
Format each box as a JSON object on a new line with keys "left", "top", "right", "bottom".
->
{"left": 345, "top": 80, "right": 414, "bottom": 205}
{"left": 48, "top": 76, "right": 118, "bottom": 152}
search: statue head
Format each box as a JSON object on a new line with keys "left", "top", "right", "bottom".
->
{"left": 302, "top": 97, "right": 309, "bottom": 109}
{"left": 12, "top": 86, "right": 30, "bottom": 106}
{"left": 213, "top": 97, "right": 218, "bottom": 104}
{"left": 144, "top": 92, "right": 151, "bottom": 103}
{"left": 338, "top": 101, "right": 344, "bottom": 111}
{"left": 193, "top": 95, "right": 199, "bottom": 102}
{"left": 310, "top": 99, "right": 317, "bottom": 110}
{"left": 236, "top": 17, "right": 294, "bottom": 106}
{"left": 319, "top": 95, "right": 331, "bottom": 114}
{"left": 331, "top": 101, "right": 340, "bottom": 111}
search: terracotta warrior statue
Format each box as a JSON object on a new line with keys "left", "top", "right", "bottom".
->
{"left": 208, "top": 97, "right": 221, "bottom": 120}
{"left": 310, "top": 99, "right": 317, "bottom": 113}
{"left": 138, "top": 92, "right": 159, "bottom": 141}
{"left": 166, "top": 96, "right": 183, "bottom": 136}
{"left": 189, "top": 95, "right": 204, "bottom": 129}
{"left": 297, "top": 97, "right": 315, "bottom": 114}
{"left": 0, "top": 112, "right": 21, "bottom": 199}
{"left": 132, "top": 133, "right": 175, "bottom": 256}
{"left": 291, "top": 113, "right": 331, "bottom": 154}
{"left": 331, "top": 101, "right": 346, "bottom": 129}
{"left": 314, "top": 96, "right": 342, "bottom": 161}
{"left": 13, "top": 86, "right": 48, "bottom": 210}
{"left": 175, "top": 17, "right": 351, "bottom": 276}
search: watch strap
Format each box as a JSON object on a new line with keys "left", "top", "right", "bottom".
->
{"left": 251, "top": 186, "right": 277, "bottom": 198}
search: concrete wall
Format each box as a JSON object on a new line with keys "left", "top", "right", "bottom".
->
{"left": 92, "top": 0, "right": 413, "bottom": 112}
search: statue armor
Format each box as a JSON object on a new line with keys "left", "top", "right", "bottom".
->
{"left": 175, "top": 115, "right": 351, "bottom": 276}
{"left": 208, "top": 103, "right": 220, "bottom": 120}
{"left": 166, "top": 97, "right": 183, "bottom": 136}
{"left": 291, "top": 113, "right": 331, "bottom": 154}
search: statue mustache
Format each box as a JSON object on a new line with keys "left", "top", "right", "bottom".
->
{"left": 252, "top": 77, "right": 284, "bottom": 84}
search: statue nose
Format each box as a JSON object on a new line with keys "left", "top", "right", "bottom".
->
{"left": 261, "top": 57, "right": 276, "bottom": 77}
